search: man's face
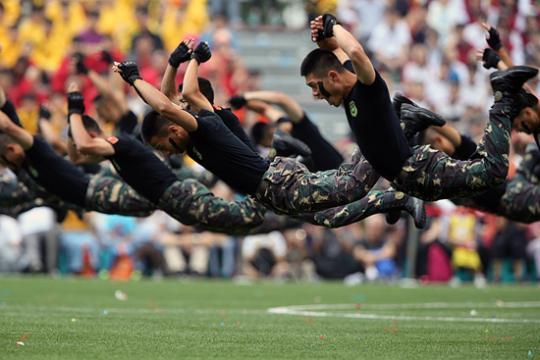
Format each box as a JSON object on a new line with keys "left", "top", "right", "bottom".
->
{"left": 513, "top": 107, "right": 540, "bottom": 135}
{"left": 305, "top": 72, "right": 344, "bottom": 107}
{"left": 96, "top": 99, "right": 121, "bottom": 123}
{"left": 148, "top": 125, "right": 189, "bottom": 156}
{"left": 1, "top": 143, "right": 25, "bottom": 170}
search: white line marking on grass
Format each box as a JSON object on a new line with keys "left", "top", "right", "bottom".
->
{"left": 267, "top": 302, "right": 540, "bottom": 324}
{"left": 1, "top": 305, "right": 265, "bottom": 316}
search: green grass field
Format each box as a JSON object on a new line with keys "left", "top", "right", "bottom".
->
{"left": 1, "top": 277, "right": 539, "bottom": 359}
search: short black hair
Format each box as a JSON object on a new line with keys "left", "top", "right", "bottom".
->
{"left": 141, "top": 110, "right": 172, "bottom": 144}
{"left": 250, "top": 121, "right": 272, "bottom": 145}
{"left": 178, "top": 77, "right": 215, "bottom": 104}
{"left": 67, "top": 115, "right": 102, "bottom": 138}
{"left": 300, "top": 48, "right": 345, "bottom": 77}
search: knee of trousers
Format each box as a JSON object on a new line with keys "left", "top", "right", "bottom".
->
{"left": 484, "top": 159, "right": 509, "bottom": 187}
{"left": 256, "top": 157, "right": 309, "bottom": 213}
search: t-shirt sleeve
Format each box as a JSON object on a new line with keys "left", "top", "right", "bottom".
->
{"left": 452, "top": 135, "right": 477, "bottom": 160}
{"left": 343, "top": 60, "right": 355, "bottom": 73}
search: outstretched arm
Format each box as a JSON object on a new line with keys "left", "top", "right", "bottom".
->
{"left": 243, "top": 91, "right": 304, "bottom": 122}
{"left": 481, "top": 23, "right": 536, "bottom": 97}
{"left": 66, "top": 84, "right": 114, "bottom": 157}
{"left": 0, "top": 111, "right": 33, "bottom": 150}
{"left": 182, "top": 59, "right": 213, "bottom": 112}
{"left": 161, "top": 39, "right": 194, "bottom": 100}
{"left": 312, "top": 14, "right": 375, "bottom": 84}
{"left": 247, "top": 100, "right": 287, "bottom": 122}
{"left": 113, "top": 61, "right": 198, "bottom": 131}
{"left": 39, "top": 107, "right": 68, "bottom": 155}
{"left": 161, "top": 64, "right": 181, "bottom": 101}
{"left": 70, "top": 112, "right": 114, "bottom": 157}
{"left": 88, "top": 70, "right": 129, "bottom": 113}
{"left": 310, "top": 18, "right": 349, "bottom": 64}
{"left": 181, "top": 42, "right": 213, "bottom": 112}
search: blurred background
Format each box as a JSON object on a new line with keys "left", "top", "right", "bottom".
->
{"left": 0, "top": 0, "right": 539, "bottom": 286}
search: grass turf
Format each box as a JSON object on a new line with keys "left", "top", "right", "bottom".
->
{"left": 0, "top": 277, "right": 539, "bottom": 359}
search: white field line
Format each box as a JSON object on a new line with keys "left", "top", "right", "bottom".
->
{"left": 267, "top": 302, "right": 540, "bottom": 324}
{"left": 273, "top": 301, "right": 540, "bottom": 311}
{"left": 0, "top": 305, "right": 264, "bottom": 316}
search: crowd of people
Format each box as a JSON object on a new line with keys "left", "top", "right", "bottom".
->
{"left": 0, "top": 0, "right": 539, "bottom": 286}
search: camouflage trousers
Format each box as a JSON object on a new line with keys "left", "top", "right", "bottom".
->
{"left": 498, "top": 145, "right": 540, "bottom": 223}
{"left": 256, "top": 147, "right": 379, "bottom": 215}
{"left": 86, "top": 174, "right": 155, "bottom": 217}
{"left": 157, "top": 179, "right": 267, "bottom": 234}
{"left": 172, "top": 166, "right": 217, "bottom": 188}
{"left": 299, "top": 189, "right": 411, "bottom": 228}
{"left": 1, "top": 170, "right": 78, "bottom": 217}
{"left": 392, "top": 102, "right": 512, "bottom": 201}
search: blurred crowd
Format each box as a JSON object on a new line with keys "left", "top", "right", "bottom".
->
{"left": 0, "top": 0, "right": 539, "bottom": 285}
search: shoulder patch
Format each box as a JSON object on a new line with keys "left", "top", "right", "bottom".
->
{"left": 348, "top": 100, "right": 358, "bottom": 117}
{"left": 106, "top": 136, "right": 119, "bottom": 145}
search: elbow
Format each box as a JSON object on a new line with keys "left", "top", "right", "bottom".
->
{"left": 155, "top": 99, "right": 173, "bottom": 115}
{"left": 349, "top": 46, "right": 367, "bottom": 61}
{"left": 182, "top": 88, "right": 197, "bottom": 102}
{"left": 76, "top": 143, "right": 96, "bottom": 156}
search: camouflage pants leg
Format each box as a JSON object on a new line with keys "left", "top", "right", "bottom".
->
{"left": 3, "top": 170, "right": 78, "bottom": 217}
{"left": 0, "top": 175, "right": 45, "bottom": 217}
{"left": 298, "top": 189, "right": 410, "bottom": 228}
{"left": 515, "top": 144, "right": 540, "bottom": 184}
{"left": 0, "top": 171, "right": 34, "bottom": 213}
{"left": 499, "top": 173, "right": 540, "bottom": 223}
{"left": 392, "top": 102, "right": 512, "bottom": 201}
{"left": 242, "top": 213, "right": 303, "bottom": 235}
{"left": 86, "top": 174, "right": 155, "bottom": 217}
{"left": 157, "top": 179, "right": 267, "bottom": 234}
{"left": 498, "top": 150, "right": 540, "bottom": 223}
{"left": 256, "top": 149, "right": 379, "bottom": 215}
{"left": 172, "top": 166, "right": 217, "bottom": 188}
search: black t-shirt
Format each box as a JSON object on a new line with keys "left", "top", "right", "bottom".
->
{"left": 116, "top": 110, "right": 139, "bottom": 136}
{"left": 187, "top": 110, "right": 269, "bottom": 195}
{"left": 1, "top": 100, "right": 22, "bottom": 126}
{"left": 214, "top": 106, "right": 258, "bottom": 153}
{"left": 452, "top": 135, "right": 478, "bottom": 161}
{"left": 23, "top": 136, "right": 90, "bottom": 207}
{"left": 343, "top": 71, "right": 412, "bottom": 180}
{"left": 107, "top": 134, "right": 177, "bottom": 204}
{"left": 291, "top": 113, "right": 344, "bottom": 171}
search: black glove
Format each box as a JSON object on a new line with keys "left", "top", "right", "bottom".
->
{"left": 169, "top": 42, "right": 192, "bottom": 68}
{"left": 229, "top": 95, "right": 247, "bottom": 109}
{"left": 481, "top": 48, "right": 501, "bottom": 69}
{"left": 117, "top": 61, "right": 142, "bottom": 86}
{"left": 191, "top": 42, "right": 211, "bottom": 64}
{"left": 67, "top": 91, "right": 85, "bottom": 117}
{"left": 39, "top": 106, "right": 51, "bottom": 121}
{"left": 74, "top": 53, "right": 88, "bottom": 75}
{"left": 486, "top": 26, "right": 502, "bottom": 51}
{"left": 101, "top": 50, "right": 114, "bottom": 65}
{"left": 321, "top": 13, "right": 338, "bottom": 38}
